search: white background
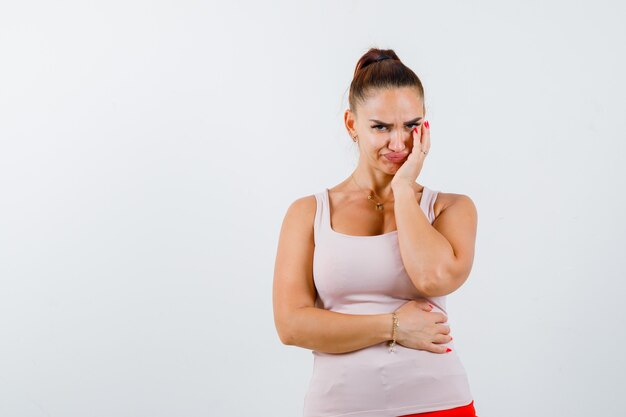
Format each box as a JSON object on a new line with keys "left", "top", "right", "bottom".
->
{"left": 1, "top": 1, "right": 625, "bottom": 416}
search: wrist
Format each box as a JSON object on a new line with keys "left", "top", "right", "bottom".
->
{"left": 391, "top": 182, "right": 416, "bottom": 197}
{"left": 388, "top": 312, "right": 399, "bottom": 352}
{"left": 378, "top": 313, "right": 395, "bottom": 341}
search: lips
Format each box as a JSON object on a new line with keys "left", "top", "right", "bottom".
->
{"left": 383, "top": 152, "right": 407, "bottom": 162}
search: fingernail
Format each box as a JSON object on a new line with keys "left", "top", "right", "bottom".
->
{"left": 446, "top": 347, "right": 452, "bottom": 352}
{"left": 424, "top": 120, "right": 430, "bottom": 129}
{"left": 428, "top": 304, "right": 434, "bottom": 309}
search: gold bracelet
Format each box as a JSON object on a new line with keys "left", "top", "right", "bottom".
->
{"left": 388, "top": 312, "right": 399, "bottom": 353}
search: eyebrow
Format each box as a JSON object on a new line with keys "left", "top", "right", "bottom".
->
{"left": 368, "top": 117, "right": 423, "bottom": 125}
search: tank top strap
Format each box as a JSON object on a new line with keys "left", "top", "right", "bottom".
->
{"left": 312, "top": 190, "right": 327, "bottom": 244}
{"left": 420, "top": 185, "right": 440, "bottom": 224}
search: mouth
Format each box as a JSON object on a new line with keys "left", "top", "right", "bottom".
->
{"left": 383, "top": 152, "right": 407, "bottom": 163}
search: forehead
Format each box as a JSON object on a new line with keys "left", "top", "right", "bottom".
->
{"left": 359, "top": 87, "right": 424, "bottom": 117}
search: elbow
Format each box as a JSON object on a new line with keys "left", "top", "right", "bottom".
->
{"left": 275, "top": 317, "right": 295, "bottom": 346}
{"left": 416, "top": 278, "right": 440, "bottom": 298}
{"left": 411, "top": 265, "right": 452, "bottom": 298}
{"left": 407, "top": 268, "right": 441, "bottom": 298}
{"left": 418, "top": 269, "right": 468, "bottom": 298}
{"left": 278, "top": 329, "right": 294, "bottom": 346}
{"left": 275, "top": 306, "right": 311, "bottom": 347}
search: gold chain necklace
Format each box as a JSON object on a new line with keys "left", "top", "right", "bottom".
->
{"left": 350, "top": 174, "right": 393, "bottom": 211}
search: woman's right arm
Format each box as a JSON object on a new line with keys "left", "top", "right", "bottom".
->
{"left": 272, "top": 196, "right": 452, "bottom": 355}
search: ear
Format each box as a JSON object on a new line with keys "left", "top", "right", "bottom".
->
{"left": 344, "top": 108, "right": 357, "bottom": 136}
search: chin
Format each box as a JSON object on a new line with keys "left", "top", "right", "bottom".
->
{"left": 380, "top": 163, "right": 399, "bottom": 173}
{"left": 382, "top": 159, "right": 402, "bottom": 168}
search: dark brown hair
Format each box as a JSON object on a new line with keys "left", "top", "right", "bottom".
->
{"left": 348, "top": 48, "right": 425, "bottom": 115}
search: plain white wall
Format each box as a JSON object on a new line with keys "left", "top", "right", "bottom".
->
{"left": 1, "top": 1, "right": 625, "bottom": 416}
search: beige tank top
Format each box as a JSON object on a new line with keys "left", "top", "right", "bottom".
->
{"left": 303, "top": 186, "right": 474, "bottom": 417}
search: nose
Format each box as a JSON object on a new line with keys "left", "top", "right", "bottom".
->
{"left": 388, "top": 129, "right": 409, "bottom": 152}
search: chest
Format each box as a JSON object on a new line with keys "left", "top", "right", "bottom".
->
{"left": 329, "top": 191, "right": 448, "bottom": 237}
{"left": 312, "top": 234, "right": 423, "bottom": 312}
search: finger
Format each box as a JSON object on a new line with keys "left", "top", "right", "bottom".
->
{"left": 423, "top": 120, "right": 430, "bottom": 153}
{"left": 434, "top": 312, "right": 448, "bottom": 323}
{"left": 416, "top": 299, "right": 433, "bottom": 311}
{"left": 432, "top": 333, "right": 453, "bottom": 344}
{"left": 437, "top": 324, "right": 451, "bottom": 334}
{"left": 412, "top": 126, "right": 422, "bottom": 154}
{"left": 413, "top": 126, "right": 422, "bottom": 149}
{"left": 426, "top": 342, "right": 451, "bottom": 354}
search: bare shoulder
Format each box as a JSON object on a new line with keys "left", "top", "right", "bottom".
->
{"left": 433, "top": 191, "right": 477, "bottom": 220}
{"left": 282, "top": 194, "right": 317, "bottom": 236}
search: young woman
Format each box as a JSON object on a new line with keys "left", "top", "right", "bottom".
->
{"left": 273, "top": 47, "right": 479, "bottom": 417}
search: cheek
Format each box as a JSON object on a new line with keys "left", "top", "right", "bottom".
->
{"left": 371, "top": 137, "right": 388, "bottom": 147}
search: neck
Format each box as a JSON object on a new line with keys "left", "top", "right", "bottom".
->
{"left": 351, "top": 168, "right": 395, "bottom": 201}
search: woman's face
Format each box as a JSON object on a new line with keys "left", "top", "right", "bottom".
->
{"left": 347, "top": 86, "right": 425, "bottom": 173}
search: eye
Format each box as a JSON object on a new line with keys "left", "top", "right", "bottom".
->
{"left": 371, "top": 123, "right": 420, "bottom": 131}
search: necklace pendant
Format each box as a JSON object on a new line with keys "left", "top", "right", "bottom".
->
{"left": 375, "top": 203, "right": 384, "bottom": 211}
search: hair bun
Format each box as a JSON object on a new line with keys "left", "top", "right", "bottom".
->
{"left": 349, "top": 47, "right": 424, "bottom": 114}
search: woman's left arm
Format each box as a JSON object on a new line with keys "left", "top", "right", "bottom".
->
{"left": 392, "top": 184, "right": 478, "bottom": 297}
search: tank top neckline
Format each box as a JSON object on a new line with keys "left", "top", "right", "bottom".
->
{"left": 323, "top": 186, "right": 430, "bottom": 239}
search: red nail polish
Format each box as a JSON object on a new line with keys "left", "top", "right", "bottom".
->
{"left": 424, "top": 120, "right": 429, "bottom": 129}
{"left": 446, "top": 347, "right": 452, "bottom": 352}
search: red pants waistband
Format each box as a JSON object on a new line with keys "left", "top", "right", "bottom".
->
{"left": 398, "top": 400, "right": 478, "bottom": 417}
